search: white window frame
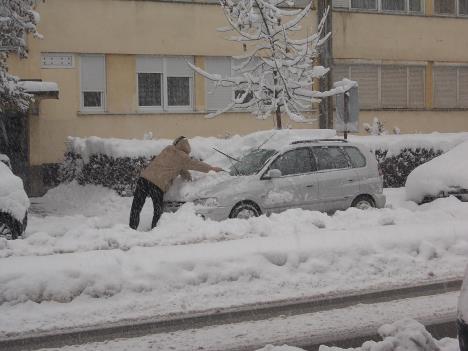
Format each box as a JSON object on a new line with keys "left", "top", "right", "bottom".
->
{"left": 80, "top": 54, "right": 106, "bottom": 113}
{"left": 136, "top": 55, "right": 194, "bottom": 112}
{"left": 334, "top": 63, "right": 426, "bottom": 109}
{"left": 433, "top": 0, "right": 468, "bottom": 16}
{"left": 433, "top": 63, "right": 468, "bottom": 108}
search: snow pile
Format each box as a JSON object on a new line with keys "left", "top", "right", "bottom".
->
{"left": 67, "top": 130, "right": 468, "bottom": 164}
{"left": 349, "top": 132, "right": 468, "bottom": 156}
{"left": 405, "top": 140, "right": 468, "bottom": 202}
{"left": 0, "top": 162, "right": 29, "bottom": 221}
{"left": 1, "top": 203, "right": 467, "bottom": 306}
{"left": 318, "top": 319, "right": 455, "bottom": 351}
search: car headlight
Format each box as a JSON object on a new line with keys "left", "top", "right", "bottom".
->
{"left": 193, "top": 197, "right": 219, "bottom": 207}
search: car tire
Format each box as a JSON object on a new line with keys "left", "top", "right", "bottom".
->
{"left": 351, "top": 195, "right": 375, "bottom": 210}
{"left": 0, "top": 212, "right": 22, "bottom": 240}
{"left": 229, "top": 201, "right": 261, "bottom": 219}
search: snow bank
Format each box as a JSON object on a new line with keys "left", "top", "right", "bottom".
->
{"left": 67, "top": 130, "right": 468, "bottom": 164}
{"left": 349, "top": 132, "right": 468, "bottom": 156}
{"left": 0, "top": 162, "right": 29, "bottom": 222}
{"left": 1, "top": 203, "right": 467, "bottom": 306}
{"left": 405, "top": 140, "right": 468, "bottom": 202}
{"left": 318, "top": 319, "right": 455, "bottom": 351}
{"left": 67, "top": 129, "right": 336, "bottom": 164}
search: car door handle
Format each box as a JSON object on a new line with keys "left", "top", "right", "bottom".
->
{"left": 347, "top": 179, "right": 354, "bottom": 182}
{"left": 306, "top": 184, "right": 315, "bottom": 188}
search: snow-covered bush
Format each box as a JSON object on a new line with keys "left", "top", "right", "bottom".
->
{"left": 375, "top": 148, "right": 443, "bottom": 188}
{"left": 58, "top": 132, "right": 454, "bottom": 194}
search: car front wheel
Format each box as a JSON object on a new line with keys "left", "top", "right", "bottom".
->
{"left": 351, "top": 195, "right": 375, "bottom": 210}
{"left": 229, "top": 202, "right": 261, "bottom": 219}
{"left": 0, "top": 213, "right": 21, "bottom": 240}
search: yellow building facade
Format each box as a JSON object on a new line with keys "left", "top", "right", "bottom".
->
{"left": 6, "top": 0, "right": 468, "bottom": 193}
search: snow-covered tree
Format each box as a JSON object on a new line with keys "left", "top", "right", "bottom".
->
{"left": 189, "top": 0, "right": 331, "bottom": 129}
{"left": 0, "top": 0, "right": 41, "bottom": 112}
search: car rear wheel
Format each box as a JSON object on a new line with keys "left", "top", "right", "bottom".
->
{"left": 0, "top": 213, "right": 21, "bottom": 240}
{"left": 351, "top": 195, "right": 375, "bottom": 210}
{"left": 230, "top": 202, "right": 261, "bottom": 219}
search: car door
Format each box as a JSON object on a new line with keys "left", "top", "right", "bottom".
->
{"left": 261, "top": 147, "right": 319, "bottom": 213}
{"left": 311, "top": 146, "right": 360, "bottom": 211}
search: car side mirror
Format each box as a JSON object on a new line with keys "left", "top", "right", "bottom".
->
{"left": 264, "top": 169, "right": 282, "bottom": 179}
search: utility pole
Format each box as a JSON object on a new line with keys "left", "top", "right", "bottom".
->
{"left": 317, "top": 0, "right": 333, "bottom": 129}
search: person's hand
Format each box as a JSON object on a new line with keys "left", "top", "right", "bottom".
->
{"left": 211, "top": 166, "right": 224, "bottom": 172}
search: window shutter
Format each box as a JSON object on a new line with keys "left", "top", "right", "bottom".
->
{"left": 458, "top": 67, "right": 468, "bottom": 108}
{"left": 350, "top": 65, "right": 379, "bottom": 108}
{"left": 408, "top": 66, "right": 425, "bottom": 108}
{"left": 381, "top": 66, "right": 407, "bottom": 108}
{"left": 80, "top": 55, "right": 105, "bottom": 92}
{"left": 333, "top": 0, "right": 350, "bottom": 8}
{"left": 332, "top": 64, "right": 350, "bottom": 83}
{"left": 434, "top": 0, "right": 456, "bottom": 14}
{"left": 433, "top": 66, "right": 457, "bottom": 108}
{"left": 165, "top": 56, "right": 194, "bottom": 77}
{"left": 205, "top": 57, "right": 233, "bottom": 111}
{"left": 136, "top": 56, "right": 163, "bottom": 73}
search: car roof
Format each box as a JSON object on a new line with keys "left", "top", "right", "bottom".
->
{"left": 274, "top": 139, "right": 364, "bottom": 153}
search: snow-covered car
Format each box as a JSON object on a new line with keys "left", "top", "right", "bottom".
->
{"left": 405, "top": 140, "right": 468, "bottom": 203}
{"left": 458, "top": 264, "right": 468, "bottom": 351}
{"left": 0, "top": 159, "right": 29, "bottom": 239}
{"left": 164, "top": 139, "right": 386, "bottom": 220}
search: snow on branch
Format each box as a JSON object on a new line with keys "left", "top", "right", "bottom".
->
{"left": 0, "top": 0, "right": 41, "bottom": 112}
{"left": 190, "top": 0, "right": 337, "bottom": 128}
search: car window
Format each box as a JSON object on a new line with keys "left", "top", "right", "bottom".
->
{"left": 343, "top": 147, "right": 367, "bottom": 168}
{"left": 313, "top": 146, "right": 350, "bottom": 171}
{"left": 269, "top": 148, "right": 315, "bottom": 176}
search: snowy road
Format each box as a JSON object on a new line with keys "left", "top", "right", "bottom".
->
{"left": 0, "top": 183, "right": 467, "bottom": 343}
{"left": 0, "top": 278, "right": 461, "bottom": 350}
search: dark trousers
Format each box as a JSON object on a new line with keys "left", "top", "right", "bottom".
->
{"left": 129, "top": 177, "right": 164, "bottom": 230}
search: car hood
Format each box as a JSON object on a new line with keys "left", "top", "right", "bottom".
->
{"left": 164, "top": 172, "right": 257, "bottom": 202}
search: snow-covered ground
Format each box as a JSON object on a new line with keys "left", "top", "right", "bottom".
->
{"left": 0, "top": 183, "right": 467, "bottom": 338}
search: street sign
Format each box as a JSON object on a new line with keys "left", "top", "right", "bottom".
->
{"left": 335, "top": 85, "right": 359, "bottom": 135}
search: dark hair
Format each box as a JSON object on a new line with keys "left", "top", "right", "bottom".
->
{"left": 173, "top": 136, "right": 186, "bottom": 146}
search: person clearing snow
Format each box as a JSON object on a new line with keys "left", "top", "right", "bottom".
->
{"left": 129, "top": 136, "right": 223, "bottom": 230}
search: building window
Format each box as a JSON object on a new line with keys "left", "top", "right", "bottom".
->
{"left": 333, "top": 63, "right": 425, "bottom": 109}
{"left": 80, "top": 55, "right": 106, "bottom": 112}
{"left": 136, "top": 56, "right": 193, "bottom": 111}
{"left": 434, "top": 0, "right": 468, "bottom": 14}
{"left": 337, "top": 0, "right": 423, "bottom": 13}
{"left": 351, "top": 0, "right": 378, "bottom": 9}
{"left": 433, "top": 66, "right": 468, "bottom": 108}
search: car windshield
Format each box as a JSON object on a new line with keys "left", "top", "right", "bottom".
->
{"left": 230, "top": 149, "right": 277, "bottom": 176}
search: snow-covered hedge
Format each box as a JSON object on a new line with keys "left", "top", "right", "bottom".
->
{"left": 59, "top": 130, "right": 468, "bottom": 195}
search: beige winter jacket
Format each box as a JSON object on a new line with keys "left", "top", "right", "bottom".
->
{"left": 141, "top": 139, "right": 212, "bottom": 192}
